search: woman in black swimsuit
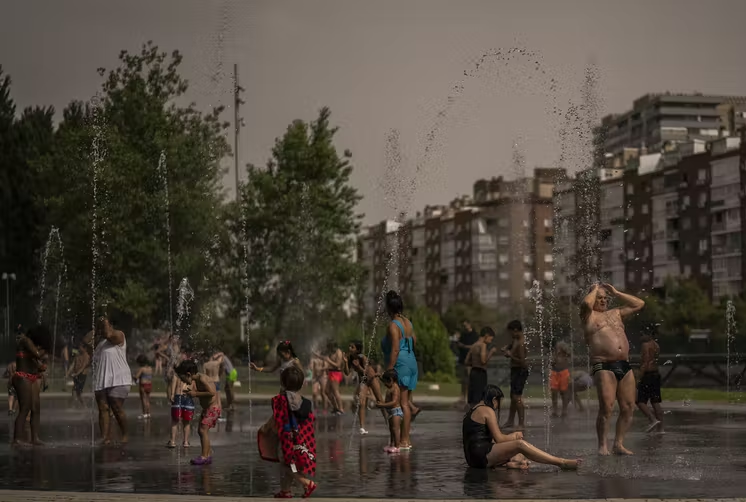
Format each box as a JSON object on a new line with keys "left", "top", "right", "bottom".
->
{"left": 462, "top": 385, "right": 581, "bottom": 470}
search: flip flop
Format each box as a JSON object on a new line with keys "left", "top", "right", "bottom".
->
{"left": 303, "top": 481, "right": 317, "bottom": 498}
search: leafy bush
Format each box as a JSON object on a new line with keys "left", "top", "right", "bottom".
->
{"left": 409, "top": 306, "right": 455, "bottom": 378}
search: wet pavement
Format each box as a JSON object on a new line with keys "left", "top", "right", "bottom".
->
{"left": 1, "top": 397, "right": 746, "bottom": 499}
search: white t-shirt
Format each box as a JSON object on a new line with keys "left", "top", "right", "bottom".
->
{"left": 93, "top": 337, "right": 133, "bottom": 391}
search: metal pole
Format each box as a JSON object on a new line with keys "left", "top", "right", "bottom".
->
{"left": 234, "top": 63, "right": 241, "bottom": 203}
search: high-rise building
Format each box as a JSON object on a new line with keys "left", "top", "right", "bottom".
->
{"left": 598, "top": 93, "right": 746, "bottom": 157}
{"left": 358, "top": 168, "right": 564, "bottom": 316}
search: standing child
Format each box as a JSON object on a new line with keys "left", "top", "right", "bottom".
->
{"left": 134, "top": 355, "right": 153, "bottom": 420}
{"left": 66, "top": 344, "right": 91, "bottom": 407}
{"left": 550, "top": 341, "right": 571, "bottom": 418}
{"left": 345, "top": 341, "right": 370, "bottom": 435}
{"left": 175, "top": 360, "right": 219, "bottom": 465}
{"left": 259, "top": 365, "right": 317, "bottom": 498}
{"left": 168, "top": 367, "right": 194, "bottom": 449}
{"left": 376, "top": 369, "right": 403, "bottom": 454}
{"left": 4, "top": 361, "right": 17, "bottom": 415}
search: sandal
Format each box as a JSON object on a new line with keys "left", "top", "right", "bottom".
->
{"left": 303, "top": 481, "right": 317, "bottom": 498}
{"left": 274, "top": 491, "right": 293, "bottom": 498}
{"left": 190, "top": 456, "right": 212, "bottom": 465}
{"left": 166, "top": 441, "right": 176, "bottom": 449}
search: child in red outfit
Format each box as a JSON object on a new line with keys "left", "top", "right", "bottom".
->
{"left": 259, "top": 365, "right": 317, "bottom": 498}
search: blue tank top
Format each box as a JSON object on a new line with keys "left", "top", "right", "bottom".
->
{"left": 381, "top": 319, "right": 416, "bottom": 368}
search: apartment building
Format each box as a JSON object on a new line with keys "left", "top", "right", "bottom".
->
{"left": 359, "top": 168, "right": 563, "bottom": 316}
{"left": 709, "top": 138, "right": 744, "bottom": 300}
{"left": 599, "top": 93, "right": 746, "bottom": 156}
{"left": 358, "top": 219, "right": 402, "bottom": 315}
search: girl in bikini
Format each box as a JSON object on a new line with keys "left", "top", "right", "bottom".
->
{"left": 134, "top": 355, "right": 153, "bottom": 420}
{"left": 251, "top": 341, "right": 304, "bottom": 388}
{"left": 12, "top": 325, "right": 52, "bottom": 446}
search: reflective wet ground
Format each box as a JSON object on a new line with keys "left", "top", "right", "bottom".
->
{"left": 1, "top": 397, "right": 746, "bottom": 499}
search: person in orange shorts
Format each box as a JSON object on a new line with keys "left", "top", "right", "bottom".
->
{"left": 550, "top": 341, "right": 571, "bottom": 418}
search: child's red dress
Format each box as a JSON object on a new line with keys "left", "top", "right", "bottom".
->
{"left": 271, "top": 393, "right": 317, "bottom": 476}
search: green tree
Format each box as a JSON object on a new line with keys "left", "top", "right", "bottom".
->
{"left": 0, "top": 67, "right": 56, "bottom": 330}
{"left": 238, "top": 107, "right": 363, "bottom": 342}
{"left": 37, "top": 42, "right": 231, "bottom": 329}
{"left": 409, "top": 305, "right": 455, "bottom": 380}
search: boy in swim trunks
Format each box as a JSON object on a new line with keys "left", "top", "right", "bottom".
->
{"left": 175, "top": 359, "right": 219, "bottom": 464}
{"left": 550, "top": 341, "right": 571, "bottom": 417}
{"left": 66, "top": 343, "right": 90, "bottom": 407}
{"left": 168, "top": 369, "right": 194, "bottom": 448}
{"left": 376, "top": 369, "right": 402, "bottom": 454}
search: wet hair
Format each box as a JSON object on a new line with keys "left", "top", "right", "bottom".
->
{"left": 555, "top": 341, "right": 570, "bottom": 356}
{"left": 479, "top": 326, "right": 495, "bottom": 338}
{"left": 136, "top": 355, "right": 149, "bottom": 366}
{"left": 385, "top": 290, "right": 403, "bottom": 315}
{"left": 482, "top": 384, "right": 504, "bottom": 415}
{"left": 281, "top": 365, "right": 305, "bottom": 392}
{"left": 25, "top": 325, "right": 53, "bottom": 352}
{"left": 381, "top": 369, "right": 398, "bottom": 384}
{"left": 277, "top": 340, "right": 297, "bottom": 359}
{"left": 350, "top": 340, "right": 363, "bottom": 353}
{"left": 175, "top": 359, "right": 198, "bottom": 376}
{"left": 507, "top": 320, "right": 523, "bottom": 332}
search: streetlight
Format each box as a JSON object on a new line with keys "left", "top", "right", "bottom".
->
{"left": 2, "top": 272, "right": 16, "bottom": 344}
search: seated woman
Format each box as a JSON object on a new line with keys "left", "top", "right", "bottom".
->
{"left": 462, "top": 385, "right": 581, "bottom": 470}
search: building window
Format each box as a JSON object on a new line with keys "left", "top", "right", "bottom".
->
{"left": 684, "top": 265, "right": 691, "bottom": 277}
{"left": 544, "top": 254, "right": 553, "bottom": 263}
{"left": 682, "top": 217, "right": 691, "bottom": 230}
{"left": 628, "top": 206, "right": 634, "bottom": 218}
{"left": 523, "top": 255, "right": 533, "bottom": 265}
{"left": 682, "top": 195, "right": 690, "bottom": 208}
{"left": 544, "top": 271, "right": 553, "bottom": 281}
{"left": 701, "top": 263, "right": 708, "bottom": 274}
{"left": 500, "top": 290, "right": 509, "bottom": 299}
{"left": 523, "top": 272, "right": 532, "bottom": 282}
{"left": 524, "top": 289, "right": 531, "bottom": 299}
{"left": 498, "top": 218, "right": 508, "bottom": 228}
{"left": 499, "top": 271, "right": 509, "bottom": 280}
{"left": 499, "top": 236, "right": 509, "bottom": 246}
{"left": 627, "top": 270, "right": 635, "bottom": 283}
{"left": 642, "top": 204, "right": 648, "bottom": 215}
{"left": 499, "top": 254, "right": 508, "bottom": 265}
{"left": 698, "top": 193, "right": 707, "bottom": 208}
{"left": 642, "top": 271, "right": 649, "bottom": 283}
{"left": 698, "top": 168, "right": 707, "bottom": 181}
{"left": 699, "top": 239, "right": 708, "bottom": 252}
{"left": 544, "top": 218, "right": 552, "bottom": 229}
{"left": 698, "top": 215, "right": 707, "bottom": 228}
{"left": 626, "top": 184, "right": 634, "bottom": 195}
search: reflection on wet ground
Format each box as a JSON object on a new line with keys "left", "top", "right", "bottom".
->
{"left": 1, "top": 398, "right": 745, "bottom": 498}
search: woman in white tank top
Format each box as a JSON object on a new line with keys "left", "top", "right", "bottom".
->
{"left": 92, "top": 316, "right": 132, "bottom": 444}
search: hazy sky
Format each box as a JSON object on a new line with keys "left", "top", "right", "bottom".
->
{"left": 3, "top": 0, "right": 746, "bottom": 224}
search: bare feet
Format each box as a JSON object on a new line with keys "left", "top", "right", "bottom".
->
{"left": 501, "top": 422, "right": 515, "bottom": 430}
{"left": 645, "top": 420, "right": 661, "bottom": 433}
{"left": 101, "top": 439, "right": 111, "bottom": 446}
{"left": 32, "top": 439, "right": 45, "bottom": 446}
{"left": 119, "top": 436, "right": 129, "bottom": 445}
{"left": 560, "top": 458, "right": 582, "bottom": 470}
{"left": 11, "top": 440, "right": 30, "bottom": 448}
{"left": 598, "top": 445, "right": 610, "bottom": 456}
{"left": 612, "top": 444, "right": 633, "bottom": 455}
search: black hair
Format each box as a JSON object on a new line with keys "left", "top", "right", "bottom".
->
{"left": 480, "top": 326, "right": 495, "bottom": 338}
{"left": 175, "top": 359, "right": 198, "bottom": 376}
{"left": 15, "top": 324, "right": 25, "bottom": 336}
{"left": 281, "top": 365, "right": 305, "bottom": 392}
{"left": 482, "top": 384, "right": 504, "bottom": 417}
{"left": 350, "top": 340, "right": 363, "bottom": 353}
{"left": 26, "top": 325, "right": 53, "bottom": 352}
{"left": 382, "top": 368, "right": 398, "bottom": 384}
{"left": 277, "top": 341, "right": 297, "bottom": 359}
{"left": 136, "top": 355, "right": 149, "bottom": 366}
{"left": 507, "top": 320, "right": 523, "bottom": 332}
{"left": 385, "top": 290, "right": 403, "bottom": 315}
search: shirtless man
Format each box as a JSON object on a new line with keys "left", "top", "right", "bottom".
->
{"left": 501, "top": 321, "right": 528, "bottom": 431}
{"left": 636, "top": 327, "right": 663, "bottom": 433}
{"left": 465, "top": 327, "right": 497, "bottom": 406}
{"left": 309, "top": 355, "right": 328, "bottom": 411}
{"left": 581, "top": 283, "right": 644, "bottom": 455}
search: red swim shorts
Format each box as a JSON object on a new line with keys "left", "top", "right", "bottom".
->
{"left": 328, "top": 370, "right": 343, "bottom": 384}
{"left": 201, "top": 406, "right": 221, "bottom": 429}
{"left": 550, "top": 369, "right": 570, "bottom": 392}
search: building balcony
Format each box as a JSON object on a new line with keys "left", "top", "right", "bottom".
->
{"left": 712, "top": 246, "right": 742, "bottom": 257}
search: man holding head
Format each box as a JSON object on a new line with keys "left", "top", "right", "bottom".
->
{"left": 580, "top": 283, "right": 644, "bottom": 455}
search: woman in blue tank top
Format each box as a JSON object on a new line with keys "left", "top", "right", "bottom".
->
{"left": 381, "top": 290, "right": 418, "bottom": 450}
